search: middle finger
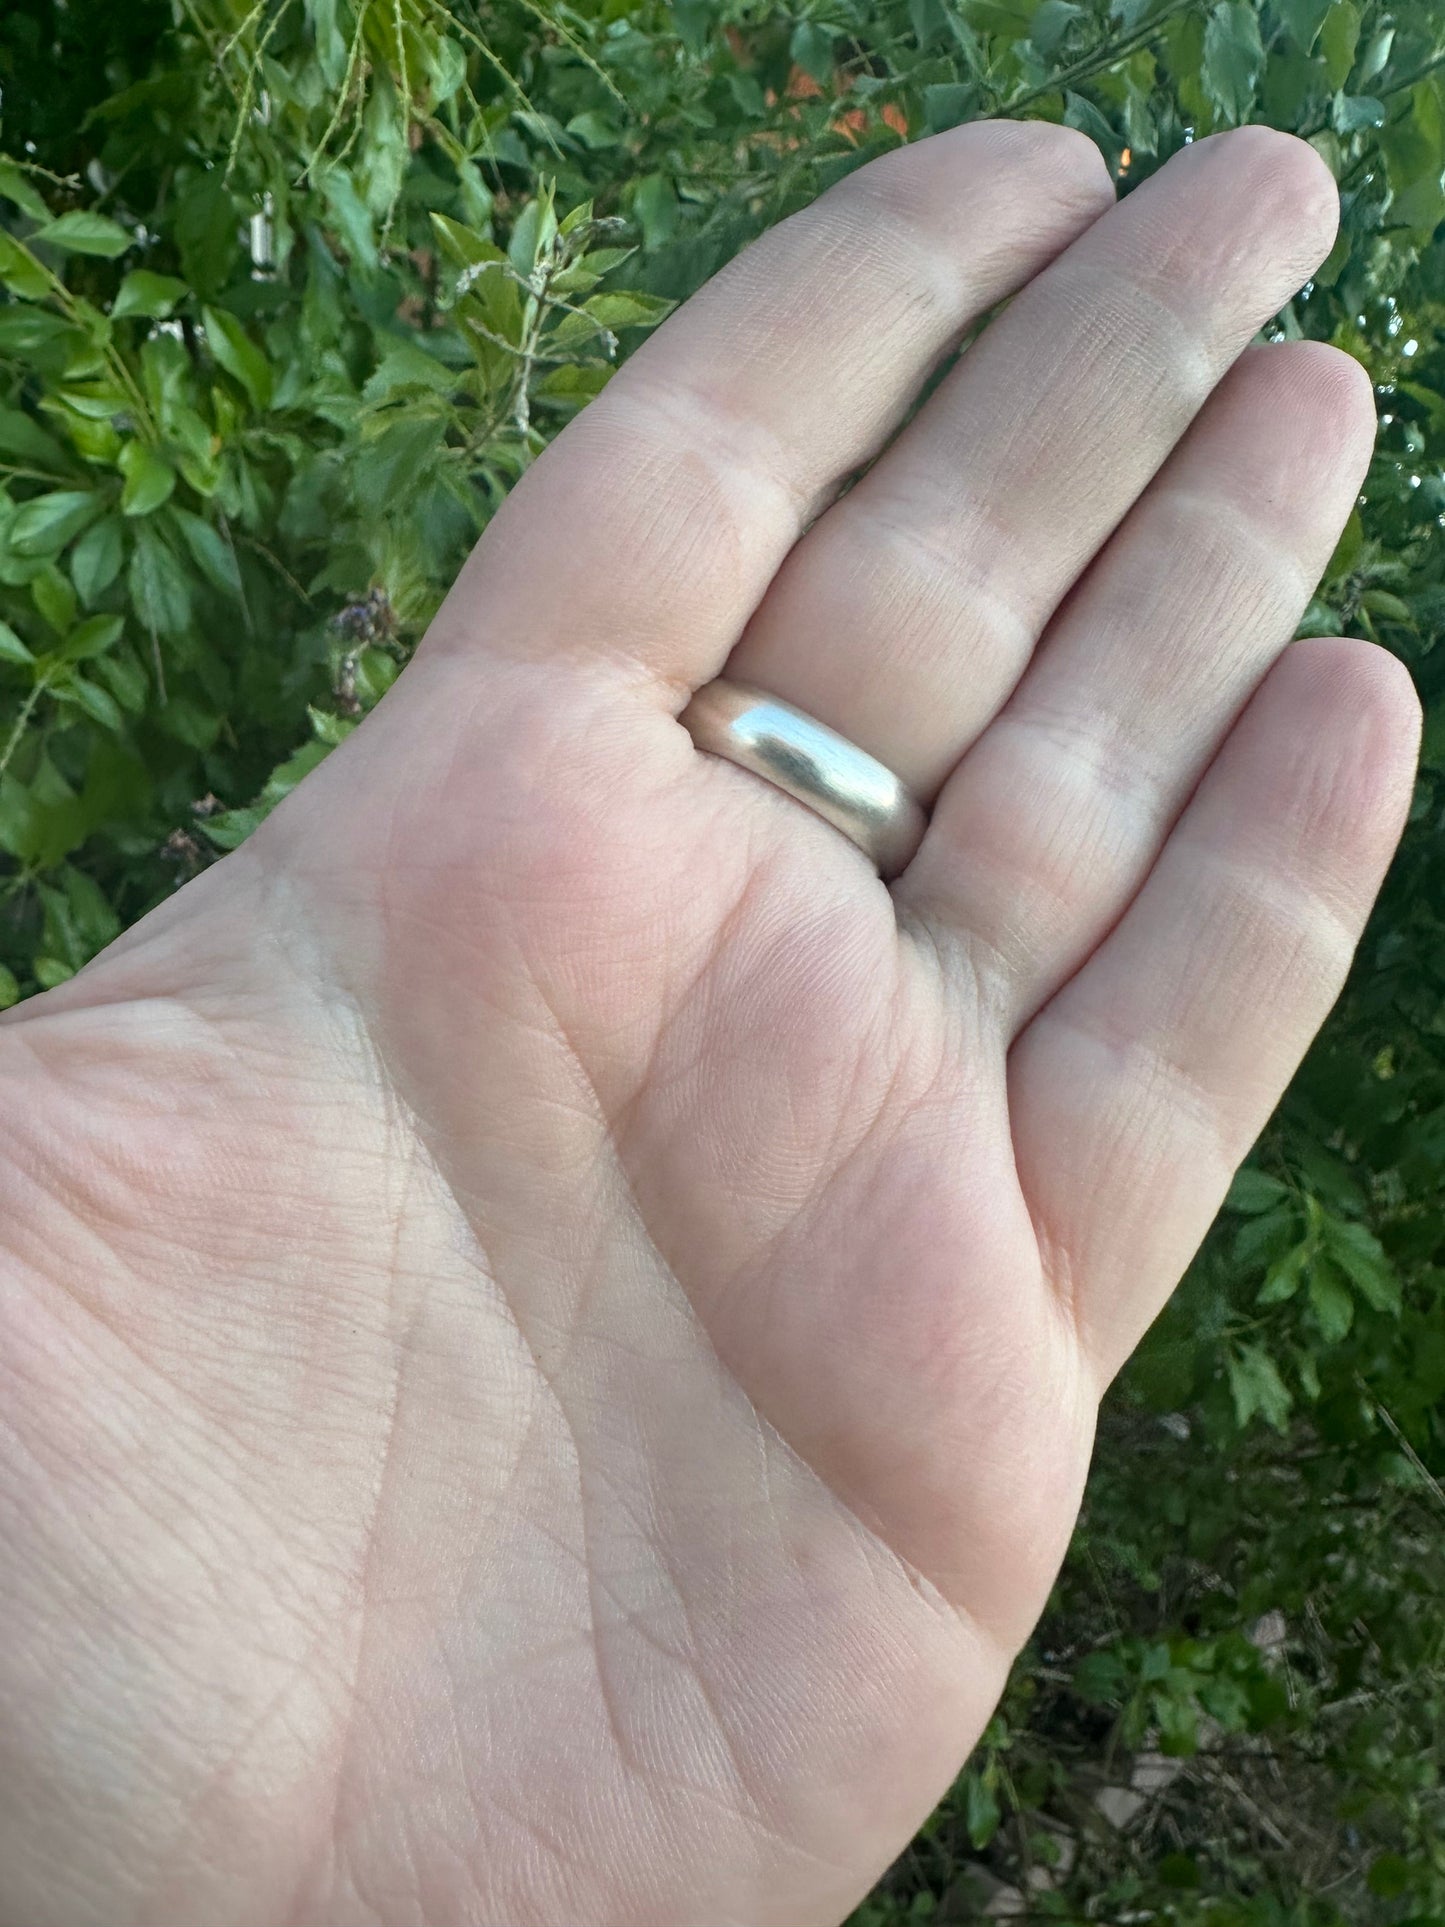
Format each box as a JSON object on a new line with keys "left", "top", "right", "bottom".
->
{"left": 724, "top": 126, "right": 1340, "bottom": 800}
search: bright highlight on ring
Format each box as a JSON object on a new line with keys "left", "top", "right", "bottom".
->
{"left": 679, "top": 679, "right": 927, "bottom": 881}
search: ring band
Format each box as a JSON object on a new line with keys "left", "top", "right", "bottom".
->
{"left": 679, "top": 679, "right": 927, "bottom": 880}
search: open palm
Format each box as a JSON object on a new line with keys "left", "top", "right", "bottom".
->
{"left": 0, "top": 122, "right": 1419, "bottom": 1927}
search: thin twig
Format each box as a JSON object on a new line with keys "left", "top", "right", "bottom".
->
{"left": 0, "top": 675, "right": 50, "bottom": 781}
{"left": 1203, "top": 1759, "right": 1293, "bottom": 1851}
{"left": 226, "top": 0, "right": 295, "bottom": 181}
{"left": 425, "top": 0, "right": 556, "bottom": 151}
{"left": 218, "top": 0, "right": 271, "bottom": 68}
{"left": 1363, "top": 1379, "right": 1445, "bottom": 1516}
{"left": 299, "top": 0, "right": 372, "bottom": 184}
{"left": 502, "top": 0, "right": 627, "bottom": 112}
{"left": 0, "top": 463, "right": 74, "bottom": 488}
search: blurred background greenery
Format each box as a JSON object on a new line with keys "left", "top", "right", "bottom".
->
{"left": 1, "top": 0, "right": 1443, "bottom": 1917}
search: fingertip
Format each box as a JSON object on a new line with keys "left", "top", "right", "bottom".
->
{"left": 1259, "top": 636, "right": 1422, "bottom": 866}
{"left": 1203, "top": 124, "right": 1340, "bottom": 246}
{"left": 1290, "top": 632, "right": 1423, "bottom": 763}
{"left": 1203, "top": 340, "right": 1378, "bottom": 501}
{"left": 965, "top": 117, "right": 1117, "bottom": 216}
{"left": 889, "top": 115, "right": 1117, "bottom": 230}
{"left": 1161, "top": 125, "right": 1340, "bottom": 280}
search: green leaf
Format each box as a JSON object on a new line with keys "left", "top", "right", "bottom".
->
{"left": 0, "top": 620, "right": 34, "bottom": 665}
{"left": 1232, "top": 1203, "right": 1296, "bottom": 1269}
{"left": 171, "top": 508, "right": 242, "bottom": 597}
{"left": 1360, "top": 588, "right": 1412, "bottom": 622}
{"left": 583, "top": 291, "right": 677, "bottom": 329}
{"left": 1279, "top": 0, "right": 1333, "bottom": 53}
{"left": 1367, "top": 1854, "right": 1413, "bottom": 1900}
{"left": 563, "top": 204, "right": 598, "bottom": 246}
{"left": 672, "top": 0, "right": 711, "bottom": 54}
{"left": 95, "top": 649, "right": 148, "bottom": 714}
{"left": 508, "top": 188, "right": 558, "bottom": 279}
{"left": 1140, "top": 1642, "right": 1172, "bottom": 1683}
{"left": 32, "top": 565, "right": 77, "bottom": 635}
{"left": 0, "top": 160, "right": 51, "bottom": 222}
{"left": 319, "top": 166, "right": 379, "bottom": 273}
{"left": 52, "top": 382, "right": 129, "bottom": 422}
{"left": 0, "top": 406, "right": 70, "bottom": 469}
{"left": 1355, "top": 26, "right": 1394, "bottom": 87}
{"left": 0, "top": 755, "right": 84, "bottom": 867}
{"left": 632, "top": 173, "right": 678, "bottom": 251}
{"left": 428, "top": 32, "right": 467, "bottom": 102}
{"left": 175, "top": 169, "right": 241, "bottom": 297}
{"left": 1324, "top": 1218, "right": 1402, "bottom": 1314}
{"left": 1333, "top": 93, "right": 1386, "bottom": 133}
{"left": 70, "top": 515, "right": 125, "bottom": 604}
{"left": 922, "top": 81, "right": 977, "bottom": 134}
{"left": 164, "top": 402, "right": 222, "bottom": 497}
{"left": 112, "top": 270, "right": 189, "bottom": 320}
{"left": 308, "top": 705, "right": 358, "bottom": 747}
{"left": 566, "top": 110, "right": 622, "bottom": 150}
{"left": 157, "top": 694, "right": 221, "bottom": 750}
{"left": 1031, "top": 0, "right": 1083, "bottom": 58}
{"left": 1319, "top": 1, "right": 1360, "bottom": 90}
{"left": 59, "top": 614, "right": 123, "bottom": 663}
{"left": 430, "top": 212, "right": 508, "bottom": 272}
{"left": 60, "top": 676, "right": 125, "bottom": 733}
{"left": 547, "top": 289, "right": 675, "bottom": 350}
{"left": 118, "top": 441, "right": 177, "bottom": 517}
{"left": 909, "top": 0, "right": 945, "bottom": 47}
{"left": 0, "top": 232, "right": 51, "bottom": 301}
{"left": 56, "top": 864, "right": 121, "bottom": 953}
{"left": 789, "top": 19, "right": 836, "bottom": 86}
{"left": 1325, "top": 506, "right": 1364, "bottom": 582}
{"left": 32, "top": 957, "right": 75, "bottom": 990}
{"left": 1154, "top": 1685, "right": 1199, "bottom": 1755}
{"left": 202, "top": 307, "right": 273, "bottom": 410}
{"left": 7, "top": 490, "right": 104, "bottom": 557}
{"left": 1072, "top": 1649, "right": 1127, "bottom": 1705}
{"left": 1308, "top": 1257, "right": 1355, "bottom": 1341}
{"left": 534, "top": 363, "right": 613, "bottom": 411}
{"left": 0, "top": 962, "right": 20, "bottom": 1010}
{"left": 0, "top": 775, "right": 37, "bottom": 863}
{"left": 1257, "top": 1244, "right": 1308, "bottom": 1305}
{"left": 201, "top": 805, "right": 266, "bottom": 852}
{"left": 361, "top": 345, "right": 458, "bottom": 403}
{"left": 1064, "top": 92, "right": 1121, "bottom": 161}
{"left": 355, "top": 410, "right": 448, "bottom": 518}
{"left": 1227, "top": 1344, "right": 1293, "bottom": 1431}
{"left": 1274, "top": 0, "right": 1334, "bottom": 54}
{"left": 203, "top": 736, "right": 333, "bottom": 850}
{"left": 34, "top": 211, "right": 132, "bottom": 258}
{"left": 1202, "top": 1, "right": 1265, "bottom": 121}
{"left": 127, "top": 523, "right": 192, "bottom": 637}
{"left": 963, "top": 1770, "right": 1000, "bottom": 1849}
{"left": 1225, "top": 1169, "right": 1290, "bottom": 1213}
{"left": 1158, "top": 1852, "right": 1201, "bottom": 1890}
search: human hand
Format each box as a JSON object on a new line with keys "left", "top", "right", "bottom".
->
{"left": 0, "top": 122, "right": 1419, "bottom": 1926}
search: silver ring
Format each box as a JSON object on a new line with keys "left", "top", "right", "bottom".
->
{"left": 679, "top": 679, "right": 926, "bottom": 880}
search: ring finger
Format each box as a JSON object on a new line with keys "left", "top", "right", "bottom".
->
{"left": 900, "top": 337, "right": 1377, "bottom": 1026}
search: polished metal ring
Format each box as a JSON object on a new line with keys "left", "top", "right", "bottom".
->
{"left": 679, "top": 678, "right": 927, "bottom": 881}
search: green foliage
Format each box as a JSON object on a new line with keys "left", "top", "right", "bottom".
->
{"left": 3, "top": 0, "right": 1445, "bottom": 1915}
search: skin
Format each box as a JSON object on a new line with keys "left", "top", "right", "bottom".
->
{"left": 0, "top": 121, "right": 1422, "bottom": 1927}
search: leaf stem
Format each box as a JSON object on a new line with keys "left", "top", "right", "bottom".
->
{"left": 0, "top": 672, "right": 51, "bottom": 781}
